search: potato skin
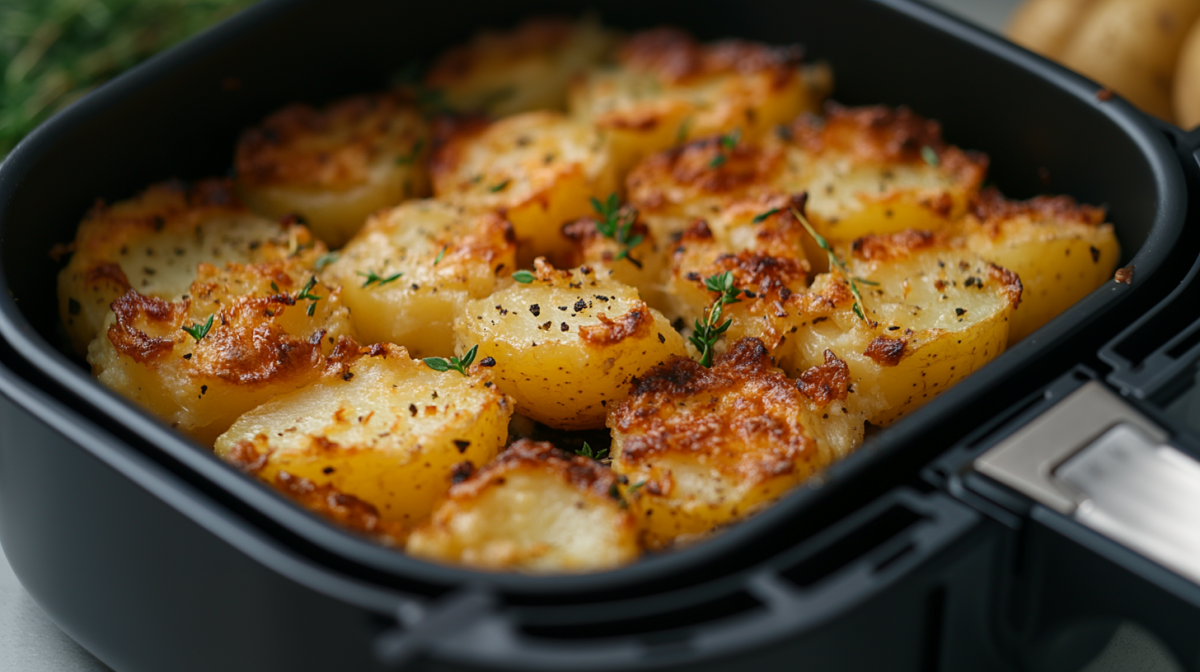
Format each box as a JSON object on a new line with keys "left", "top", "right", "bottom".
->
{"left": 56, "top": 179, "right": 298, "bottom": 357}
{"left": 960, "top": 190, "right": 1118, "bottom": 342}
{"left": 430, "top": 111, "right": 618, "bottom": 264}
{"left": 407, "top": 439, "right": 639, "bottom": 572}
{"left": 323, "top": 200, "right": 517, "bottom": 358}
{"left": 569, "top": 28, "right": 827, "bottom": 173}
{"left": 235, "top": 91, "right": 431, "bottom": 247}
{"left": 88, "top": 253, "right": 355, "bottom": 445}
{"left": 454, "top": 260, "right": 688, "bottom": 430}
{"left": 216, "top": 343, "right": 512, "bottom": 528}
{"left": 609, "top": 338, "right": 862, "bottom": 549}
{"left": 425, "top": 17, "right": 615, "bottom": 116}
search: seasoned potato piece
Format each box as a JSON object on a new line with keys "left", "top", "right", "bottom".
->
{"left": 425, "top": 17, "right": 615, "bottom": 116}
{"left": 216, "top": 343, "right": 511, "bottom": 527}
{"left": 777, "top": 230, "right": 1022, "bottom": 425}
{"left": 569, "top": 28, "right": 828, "bottom": 173}
{"left": 454, "top": 260, "right": 687, "bottom": 430}
{"left": 407, "top": 439, "right": 638, "bottom": 572}
{"left": 272, "top": 471, "right": 410, "bottom": 546}
{"left": 561, "top": 208, "right": 670, "bottom": 312}
{"left": 430, "top": 111, "right": 618, "bottom": 263}
{"left": 958, "top": 190, "right": 1119, "bottom": 342}
{"left": 88, "top": 256, "right": 355, "bottom": 445}
{"left": 323, "top": 200, "right": 517, "bottom": 358}
{"left": 609, "top": 338, "right": 870, "bottom": 549}
{"left": 56, "top": 179, "right": 301, "bottom": 357}
{"left": 776, "top": 105, "right": 988, "bottom": 242}
{"left": 235, "top": 92, "right": 431, "bottom": 248}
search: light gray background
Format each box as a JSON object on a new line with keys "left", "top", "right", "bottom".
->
{"left": 0, "top": 1, "right": 1185, "bottom": 670}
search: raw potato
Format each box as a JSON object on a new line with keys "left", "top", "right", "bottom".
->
{"left": 56, "top": 179, "right": 301, "bottom": 357}
{"left": 88, "top": 255, "right": 355, "bottom": 445}
{"left": 958, "top": 190, "right": 1119, "bottom": 343}
{"left": 425, "top": 17, "right": 615, "bottom": 116}
{"left": 407, "top": 439, "right": 639, "bottom": 572}
{"left": 1174, "top": 15, "right": 1200, "bottom": 128}
{"left": 430, "top": 111, "right": 618, "bottom": 264}
{"left": 216, "top": 343, "right": 512, "bottom": 528}
{"left": 776, "top": 231, "right": 1022, "bottom": 425}
{"left": 1008, "top": 0, "right": 1103, "bottom": 58}
{"left": 453, "top": 260, "right": 688, "bottom": 430}
{"left": 235, "top": 91, "right": 431, "bottom": 248}
{"left": 1058, "top": 0, "right": 1200, "bottom": 122}
{"left": 609, "top": 338, "right": 874, "bottom": 549}
{"left": 569, "top": 28, "right": 829, "bottom": 173}
{"left": 323, "top": 200, "right": 517, "bottom": 358}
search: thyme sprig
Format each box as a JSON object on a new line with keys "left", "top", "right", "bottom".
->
{"left": 590, "top": 193, "right": 644, "bottom": 267}
{"left": 423, "top": 344, "right": 477, "bottom": 376}
{"left": 789, "top": 204, "right": 874, "bottom": 324}
{"left": 358, "top": 269, "right": 403, "bottom": 289}
{"left": 709, "top": 128, "right": 741, "bottom": 168}
{"left": 688, "top": 270, "right": 744, "bottom": 367}
{"left": 296, "top": 276, "right": 321, "bottom": 316}
{"left": 182, "top": 314, "right": 214, "bottom": 343}
{"left": 576, "top": 441, "right": 609, "bottom": 461}
{"left": 512, "top": 270, "right": 535, "bottom": 284}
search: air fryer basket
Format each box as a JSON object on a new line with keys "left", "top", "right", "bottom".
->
{"left": 0, "top": 0, "right": 1197, "bottom": 670}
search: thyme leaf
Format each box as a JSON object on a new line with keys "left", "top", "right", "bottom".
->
{"left": 182, "top": 314, "right": 214, "bottom": 343}
{"left": 789, "top": 203, "right": 873, "bottom": 324}
{"left": 423, "top": 344, "right": 478, "bottom": 376}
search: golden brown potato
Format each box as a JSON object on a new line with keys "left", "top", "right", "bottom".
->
{"left": 216, "top": 342, "right": 512, "bottom": 528}
{"left": 560, "top": 206, "right": 670, "bottom": 312}
{"left": 88, "top": 253, "right": 355, "bottom": 445}
{"left": 609, "top": 338, "right": 871, "bottom": 549}
{"left": 569, "top": 28, "right": 829, "bottom": 173}
{"left": 322, "top": 200, "right": 517, "bottom": 358}
{"left": 453, "top": 259, "right": 688, "bottom": 430}
{"left": 56, "top": 179, "right": 301, "bottom": 357}
{"left": 775, "top": 105, "right": 988, "bottom": 243}
{"left": 430, "top": 111, "right": 618, "bottom": 264}
{"left": 235, "top": 91, "right": 431, "bottom": 247}
{"left": 1058, "top": 0, "right": 1200, "bottom": 122}
{"left": 271, "top": 471, "right": 411, "bottom": 546}
{"left": 407, "top": 439, "right": 639, "bottom": 572}
{"left": 776, "top": 230, "right": 1022, "bottom": 425}
{"left": 425, "top": 16, "right": 616, "bottom": 116}
{"left": 958, "top": 190, "right": 1119, "bottom": 342}
{"left": 1174, "top": 14, "right": 1200, "bottom": 128}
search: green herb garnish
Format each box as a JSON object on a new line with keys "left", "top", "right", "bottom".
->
{"left": 512, "top": 270, "right": 535, "bottom": 284}
{"left": 688, "top": 270, "right": 744, "bottom": 367}
{"left": 182, "top": 314, "right": 214, "bottom": 343}
{"left": 423, "top": 344, "right": 477, "bottom": 376}
{"left": 576, "top": 441, "right": 609, "bottom": 461}
{"left": 790, "top": 204, "right": 872, "bottom": 323}
{"left": 433, "top": 245, "right": 447, "bottom": 266}
{"left": 295, "top": 276, "right": 322, "bottom": 316}
{"left": 488, "top": 179, "right": 511, "bottom": 193}
{"left": 752, "top": 208, "right": 780, "bottom": 224}
{"left": 314, "top": 252, "right": 339, "bottom": 272}
{"left": 395, "top": 138, "right": 425, "bottom": 165}
{"left": 357, "top": 269, "right": 403, "bottom": 289}
{"left": 708, "top": 128, "right": 741, "bottom": 168}
{"left": 676, "top": 117, "right": 693, "bottom": 145}
{"left": 590, "top": 193, "right": 644, "bottom": 267}
{"left": 921, "top": 145, "right": 940, "bottom": 167}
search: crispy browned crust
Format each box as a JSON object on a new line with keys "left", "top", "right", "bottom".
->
{"left": 863, "top": 336, "right": 907, "bottom": 367}
{"left": 578, "top": 303, "right": 654, "bottom": 346}
{"left": 275, "top": 471, "right": 408, "bottom": 543}
{"left": 627, "top": 136, "right": 783, "bottom": 201}
{"left": 78, "top": 179, "right": 245, "bottom": 235}
{"left": 426, "top": 18, "right": 578, "bottom": 84}
{"left": 236, "top": 91, "right": 420, "bottom": 188}
{"left": 613, "top": 338, "right": 818, "bottom": 479}
{"left": 969, "top": 187, "right": 1106, "bottom": 228}
{"left": 619, "top": 28, "right": 803, "bottom": 85}
{"left": 427, "top": 115, "right": 492, "bottom": 183}
{"left": 446, "top": 439, "right": 619, "bottom": 502}
{"left": 796, "top": 349, "right": 850, "bottom": 406}
{"left": 986, "top": 262, "right": 1024, "bottom": 309}
{"left": 789, "top": 104, "right": 988, "bottom": 180}
{"left": 108, "top": 291, "right": 188, "bottom": 363}
{"left": 192, "top": 297, "right": 324, "bottom": 386}
{"left": 1115, "top": 265, "right": 1134, "bottom": 285}
{"left": 850, "top": 229, "right": 947, "bottom": 262}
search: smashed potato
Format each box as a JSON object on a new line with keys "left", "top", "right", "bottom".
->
{"left": 57, "top": 179, "right": 301, "bottom": 357}
{"left": 407, "top": 439, "right": 638, "bottom": 572}
{"left": 89, "top": 254, "right": 355, "bottom": 445}
{"left": 570, "top": 28, "right": 829, "bottom": 172}
{"left": 323, "top": 200, "right": 517, "bottom": 357}
{"left": 430, "top": 111, "right": 618, "bottom": 263}
{"left": 453, "top": 260, "right": 687, "bottom": 430}
{"left": 609, "top": 338, "right": 870, "bottom": 549}
{"left": 425, "top": 17, "right": 615, "bottom": 117}
{"left": 216, "top": 343, "right": 511, "bottom": 527}
{"left": 560, "top": 209, "right": 670, "bottom": 312}
{"left": 235, "top": 91, "right": 430, "bottom": 248}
